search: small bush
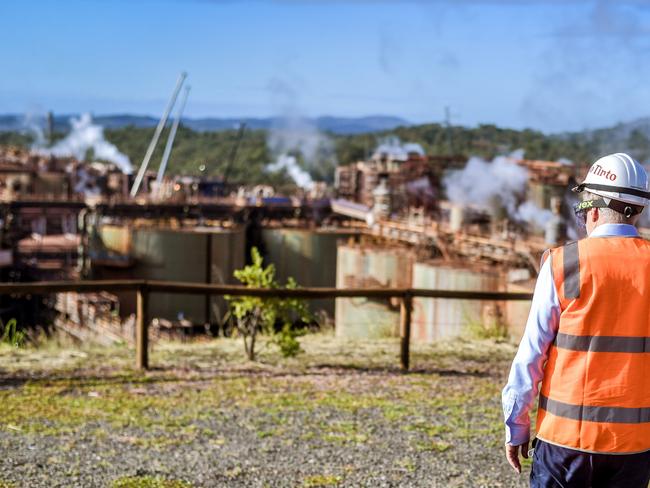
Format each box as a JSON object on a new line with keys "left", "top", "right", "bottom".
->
{"left": 226, "top": 247, "right": 312, "bottom": 360}
{"left": 273, "top": 322, "right": 306, "bottom": 357}
{"left": 466, "top": 318, "right": 509, "bottom": 340}
{"left": 0, "top": 319, "right": 25, "bottom": 348}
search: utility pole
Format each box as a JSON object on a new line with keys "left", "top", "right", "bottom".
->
{"left": 46, "top": 111, "right": 54, "bottom": 145}
{"left": 445, "top": 106, "right": 453, "bottom": 155}
{"left": 130, "top": 72, "right": 187, "bottom": 197}
{"left": 222, "top": 122, "right": 247, "bottom": 185}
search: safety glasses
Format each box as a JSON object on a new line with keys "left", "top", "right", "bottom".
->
{"left": 573, "top": 199, "right": 608, "bottom": 231}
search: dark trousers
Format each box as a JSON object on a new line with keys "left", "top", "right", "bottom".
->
{"left": 530, "top": 439, "right": 650, "bottom": 488}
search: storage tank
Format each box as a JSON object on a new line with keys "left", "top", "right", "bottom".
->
{"left": 411, "top": 261, "right": 504, "bottom": 342}
{"left": 335, "top": 243, "right": 415, "bottom": 339}
{"left": 93, "top": 225, "right": 245, "bottom": 324}
{"left": 133, "top": 227, "right": 245, "bottom": 324}
{"left": 260, "top": 228, "right": 359, "bottom": 317}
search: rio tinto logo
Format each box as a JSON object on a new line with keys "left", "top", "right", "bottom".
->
{"left": 589, "top": 164, "right": 617, "bottom": 181}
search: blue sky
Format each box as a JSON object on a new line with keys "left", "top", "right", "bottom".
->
{"left": 1, "top": 0, "right": 650, "bottom": 132}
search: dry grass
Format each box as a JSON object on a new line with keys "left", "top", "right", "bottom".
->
{"left": 0, "top": 332, "right": 515, "bottom": 377}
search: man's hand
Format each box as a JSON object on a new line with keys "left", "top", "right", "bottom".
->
{"left": 505, "top": 441, "right": 529, "bottom": 474}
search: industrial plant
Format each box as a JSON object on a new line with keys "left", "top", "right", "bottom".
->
{"left": 0, "top": 73, "right": 608, "bottom": 346}
{"left": 0, "top": 121, "right": 588, "bottom": 346}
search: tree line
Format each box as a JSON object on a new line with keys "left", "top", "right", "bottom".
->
{"left": 2, "top": 121, "right": 650, "bottom": 185}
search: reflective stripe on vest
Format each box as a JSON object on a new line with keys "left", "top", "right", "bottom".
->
{"left": 536, "top": 237, "right": 650, "bottom": 454}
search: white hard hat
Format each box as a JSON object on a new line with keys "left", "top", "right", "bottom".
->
{"left": 573, "top": 153, "right": 650, "bottom": 207}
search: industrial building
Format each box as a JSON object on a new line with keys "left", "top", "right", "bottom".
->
{"left": 0, "top": 140, "right": 584, "bottom": 344}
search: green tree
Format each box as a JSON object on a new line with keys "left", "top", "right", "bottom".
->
{"left": 3, "top": 119, "right": 620, "bottom": 181}
{"left": 104, "top": 126, "right": 285, "bottom": 185}
{"left": 226, "top": 247, "right": 311, "bottom": 360}
{"left": 0, "top": 131, "right": 33, "bottom": 147}
{"left": 627, "top": 129, "right": 650, "bottom": 161}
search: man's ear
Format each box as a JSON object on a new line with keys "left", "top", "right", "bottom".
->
{"left": 591, "top": 208, "right": 599, "bottom": 223}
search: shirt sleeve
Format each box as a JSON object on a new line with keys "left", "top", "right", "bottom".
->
{"left": 502, "top": 257, "right": 561, "bottom": 446}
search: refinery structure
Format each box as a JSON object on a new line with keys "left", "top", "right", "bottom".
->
{"left": 0, "top": 77, "right": 595, "bottom": 345}
{"left": 0, "top": 140, "right": 580, "bottom": 344}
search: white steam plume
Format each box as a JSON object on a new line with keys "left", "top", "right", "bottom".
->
{"left": 266, "top": 77, "right": 336, "bottom": 187}
{"left": 268, "top": 116, "right": 336, "bottom": 170}
{"left": 444, "top": 150, "right": 527, "bottom": 215}
{"left": 444, "top": 150, "right": 553, "bottom": 229}
{"left": 373, "top": 136, "right": 425, "bottom": 161}
{"left": 515, "top": 200, "right": 554, "bottom": 229}
{"left": 23, "top": 111, "right": 47, "bottom": 147}
{"left": 268, "top": 154, "right": 315, "bottom": 191}
{"left": 36, "top": 113, "right": 132, "bottom": 174}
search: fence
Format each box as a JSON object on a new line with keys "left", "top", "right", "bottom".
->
{"left": 0, "top": 280, "right": 534, "bottom": 371}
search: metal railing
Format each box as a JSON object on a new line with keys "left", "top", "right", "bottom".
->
{"left": 0, "top": 280, "right": 534, "bottom": 371}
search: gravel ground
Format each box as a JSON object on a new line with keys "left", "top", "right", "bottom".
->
{"left": 0, "top": 336, "right": 530, "bottom": 487}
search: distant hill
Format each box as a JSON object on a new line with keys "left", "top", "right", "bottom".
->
{"left": 0, "top": 114, "right": 410, "bottom": 135}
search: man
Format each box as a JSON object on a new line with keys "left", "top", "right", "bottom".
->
{"left": 502, "top": 153, "right": 650, "bottom": 487}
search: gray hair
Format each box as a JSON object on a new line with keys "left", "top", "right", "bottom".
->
{"left": 583, "top": 192, "right": 639, "bottom": 224}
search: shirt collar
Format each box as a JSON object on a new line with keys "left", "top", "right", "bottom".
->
{"left": 588, "top": 223, "right": 639, "bottom": 238}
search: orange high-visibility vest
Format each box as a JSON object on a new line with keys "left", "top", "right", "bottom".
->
{"left": 536, "top": 236, "right": 650, "bottom": 454}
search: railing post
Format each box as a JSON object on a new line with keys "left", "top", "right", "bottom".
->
{"left": 136, "top": 283, "right": 150, "bottom": 370}
{"left": 400, "top": 291, "right": 413, "bottom": 372}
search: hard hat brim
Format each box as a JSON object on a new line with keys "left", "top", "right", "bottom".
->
{"left": 581, "top": 182, "right": 650, "bottom": 199}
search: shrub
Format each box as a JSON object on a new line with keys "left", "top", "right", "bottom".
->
{"left": 466, "top": 317, "right": 509, "bottom": 341}
{"left": 0, "top": 319, "right": 25, "bottom": 348}
{"left": 226, "top": 247, "right": 311, "bottom": 360}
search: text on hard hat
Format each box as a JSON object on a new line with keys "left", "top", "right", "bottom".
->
{"left": 590, "top": 164, "right": 617, "bottom": 181}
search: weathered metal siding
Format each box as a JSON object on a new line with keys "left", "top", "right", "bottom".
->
{"left": 411, "top": 262, "right": 503, "bottom": 342}
{"left": 261, "top": 228, "right": 358, "bottom": 316}
{"left": 335, "top": 244, "right": 414, "bottom": 338}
